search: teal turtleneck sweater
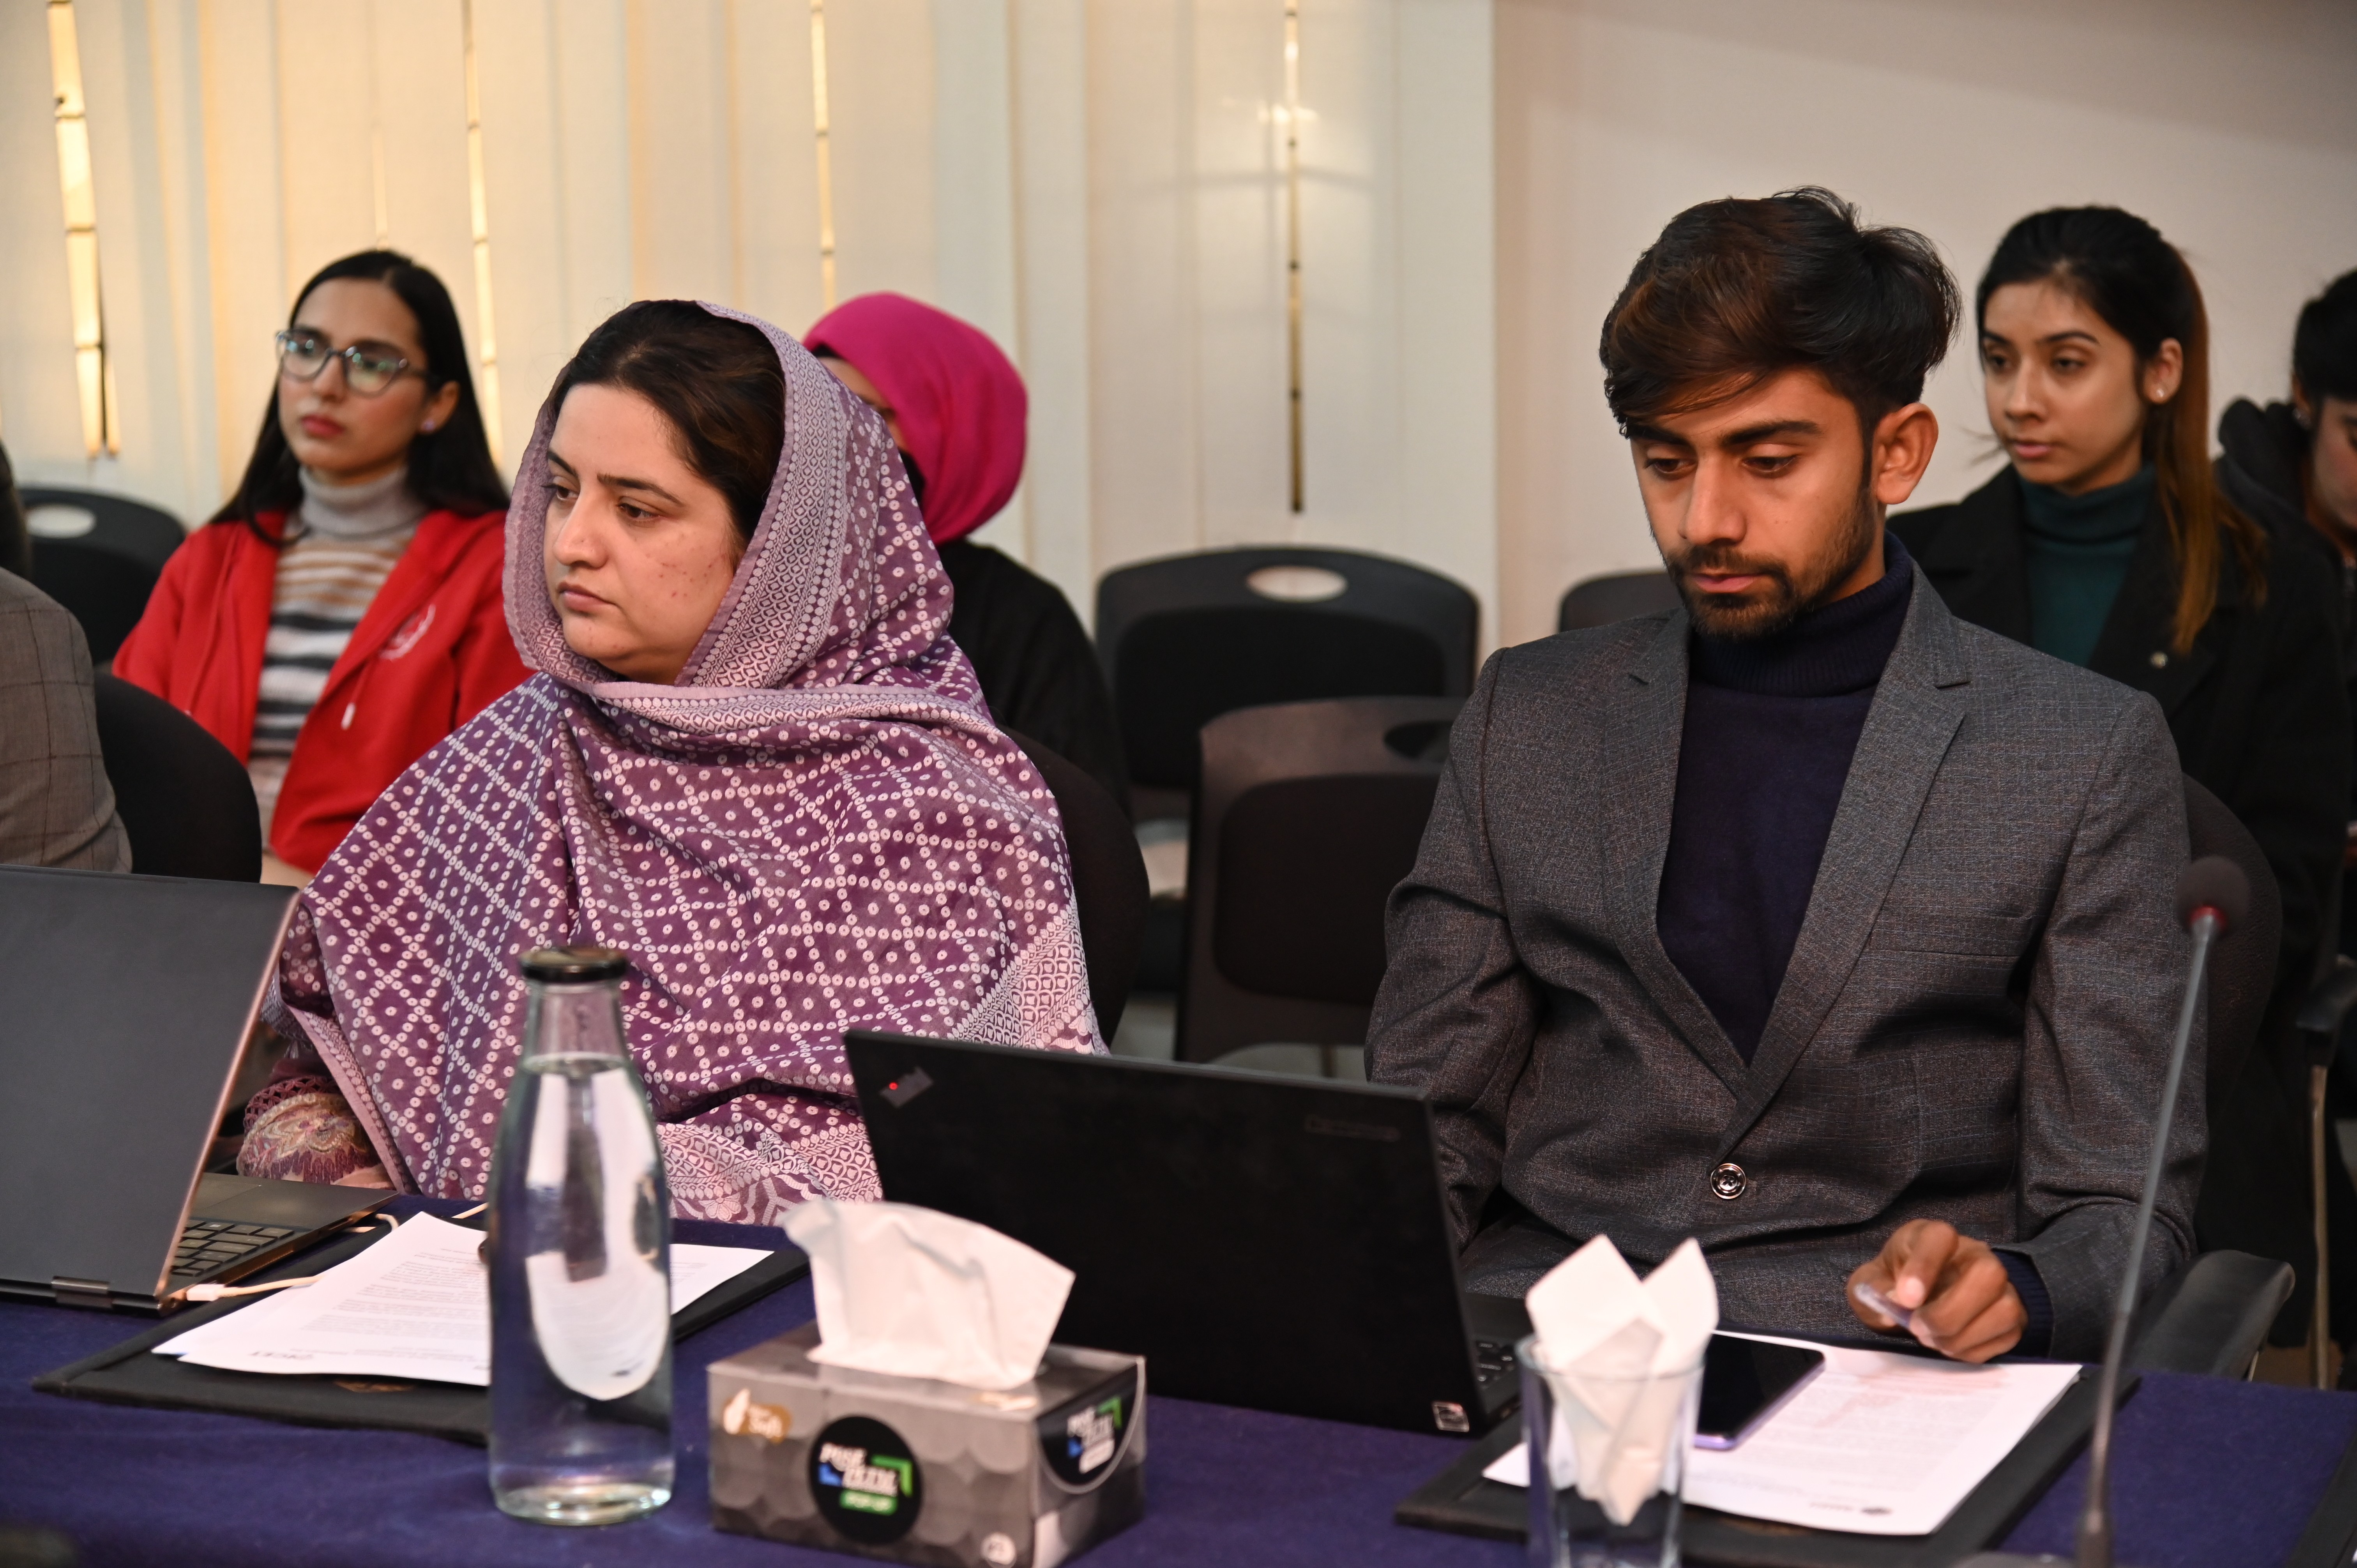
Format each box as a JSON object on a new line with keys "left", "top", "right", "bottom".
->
{"left": 2020, "top": 465, "right": 2156, "bottom": 667}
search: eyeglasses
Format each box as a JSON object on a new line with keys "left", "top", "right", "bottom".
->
{"left": 274, "top": 330, "right": 422, "bottom": 397}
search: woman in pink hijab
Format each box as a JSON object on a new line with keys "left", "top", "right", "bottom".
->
{"left": 806, "top": 293, "right": 1127, "bottom": 810}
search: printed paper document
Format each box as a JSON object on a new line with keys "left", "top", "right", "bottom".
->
{"left": 153, "top": 1213, "right": 768, "bottom": 1387}
{"left": 1485, "top": 1332, "right": 2079, "bottom": 1536}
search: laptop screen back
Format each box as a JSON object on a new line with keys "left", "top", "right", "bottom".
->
{"left": 845, "top": 1033, "right": 1482, "bottom": 1430}
{"left": 0, "top": 867, "right": 295, "bottom": 1300}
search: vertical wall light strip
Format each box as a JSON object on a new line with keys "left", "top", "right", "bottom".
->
{"left": 461, "top": 0, "right": 503, "bottom": 466}
{"left": 809, "top": 0, "right": 837, "bottom": 309}
{"left": 1282, "top": 0, "right": 1304, "bottom": 514}
{"left": 47, "top": 0, "right": 117, "bottom": 458}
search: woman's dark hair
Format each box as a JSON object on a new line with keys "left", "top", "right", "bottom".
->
{"left": 2293, "top": 268, "right": 2357, "bottom": 407}
{"left": 549, "top": 301, "right": 784, "bottom": 544}
{"left": 1978, "top": 207, "right": 2264, "bottom": 653}
{"left": 214, "top": 249, "right": 508, "bottom": 541}
{"left": 1601, "top": 187, "right": 1959, "bottom": 434}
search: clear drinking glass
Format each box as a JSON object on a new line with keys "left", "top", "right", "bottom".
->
{"left": 1519, "top": 1334, "right": 1704, "bottom": 1568}
{"left": 487, "top": 946, "right": 674, "bottom": 1526}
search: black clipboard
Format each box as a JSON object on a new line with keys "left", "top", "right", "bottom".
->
{"left": 1394, "top": 1365, "right": 2131, "bottom": 1568}
{"left": 33, "top": 1217, "right": 808, "bottom": 1445}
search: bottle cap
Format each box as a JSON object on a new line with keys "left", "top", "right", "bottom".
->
{"left": 518, "top": 945, "right": 630, "bottom": 983}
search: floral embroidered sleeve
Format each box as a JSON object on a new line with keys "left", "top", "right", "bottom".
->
{"left": 235, "top": 1020, "right": 386, "bottom": 1187}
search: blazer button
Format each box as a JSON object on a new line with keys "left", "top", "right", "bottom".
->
{"left": 1710, "top": 1162, "right": 1748, "bottom": 1200}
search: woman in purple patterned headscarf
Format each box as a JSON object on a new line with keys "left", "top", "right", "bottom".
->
{"left": 240, "top": 300, "right": 1101, "bottom": 1224}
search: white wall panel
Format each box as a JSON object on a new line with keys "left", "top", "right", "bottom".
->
{"left": 197, "top": 0, "right": 285, "bottom": 492}
{"left": 931, "top": 0, "right": 1027, "bottom": 561}
{"left": 1188, "top": 0, "right": 1289, "bottom": 550}
{"left": 828, "top": 0, "right": 937, "bottom": 304}
{"left": 271, "top": 3, "right": 376, "bottom": 281}
{"left": 549, "top": 0, "right": 634, "bottom": 348}
{"left": 1391, "top": 0, "right": 1493, "bottom": 631}
{"left": 1010, "top": 0, "right": 1092, "bottom": 599}
{"left": 1085, "top": 0, "right": 1201, "bottom": 573}
{"left": 472, "top": 0, "right": 568, "bottom": 445}
{"left": 625, "top": 0, "right": 732, "bottom": 304}
{"left": 1081, "top": 0, "right": 1497, "bottom": 635}
{"left": 730, "top": 0, "right": 825, "bottom": 338}
{"left": 0, "top": 2, "right": 83, "bottom": 477}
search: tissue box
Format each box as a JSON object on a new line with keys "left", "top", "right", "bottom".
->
{"left": 709, "top": 1322, "right": 1145, "bottom": 1567}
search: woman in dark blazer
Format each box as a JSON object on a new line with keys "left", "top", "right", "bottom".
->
{"left": 1894, "top": 207, "right": 2350, "bottom": 1342}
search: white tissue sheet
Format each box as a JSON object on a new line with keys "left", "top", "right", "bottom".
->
{"left": 1523, "top": 1236, "right": 1720, "bottom": 1526}
{"left": 782, "top": 1199, "right": 1076, "bottom": 1392}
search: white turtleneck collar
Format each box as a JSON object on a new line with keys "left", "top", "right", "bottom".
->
{"left": 295, "top": 465, "right": 429, "bottom": 542}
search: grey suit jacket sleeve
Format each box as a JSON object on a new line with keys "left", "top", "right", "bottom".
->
{"left": 0, "top": 571, "right": 131, "bottom": 872}
{"left": 1995, "top": 690, "right": 2202, "bottom": 1360}
{"left": 1368, "top": 655, "right": 1539, "bottom": 1244}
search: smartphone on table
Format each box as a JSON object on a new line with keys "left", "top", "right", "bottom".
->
{"left": 1695, "top": 1335, "right": 1825, "bottom": 1450}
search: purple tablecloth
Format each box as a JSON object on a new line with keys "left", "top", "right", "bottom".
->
{"left": 2, "top": 1198, "right": 2351, "bottom": 1568}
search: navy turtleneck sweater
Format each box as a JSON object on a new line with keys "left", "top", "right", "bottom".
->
{"left": 1656, "top": 534, "right": 1915, "bottom": 1064}
{"left": 1655, "top": 533, "right": 2052, "bottom": 1353}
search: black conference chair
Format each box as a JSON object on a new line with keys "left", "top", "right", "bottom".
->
{"left": 2125, "top": 777, "right": 2294, "bottom": 1378}
{"left": 1174, "top": 696, "right": 1460, "bottom": 1068}
{"left": 1007, "top": 731, "right": 1149, "bottom": 1041}
{"left": 2184, "top": 775, "right": 2281, "bottom": 1121}
{"left": 20, "top": 486, "right": 184, "bottom": 664}
{"left": 92, "top": 674, "right": 260, "bottom": 882}
{"left": 1558, "top": 568, "right": 1679, "bottom": 633}
{"left": 1095, "top": 547, "right": 1478, "bottom": 810}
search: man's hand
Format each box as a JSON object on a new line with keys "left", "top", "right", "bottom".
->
{"left": 1846, "top": 1220, "right": 2026, "bottom": 1363}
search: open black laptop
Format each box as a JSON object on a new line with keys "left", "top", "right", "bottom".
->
{"left": 844, "top": 1031, "right": 1531, "bottom": 1435}
{"left": 0, "top": 865, "right": 388, "bottom": 1314}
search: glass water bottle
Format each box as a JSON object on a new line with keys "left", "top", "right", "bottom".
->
{"left": 487, "top": 946, "right": 674, "bottom": 1526}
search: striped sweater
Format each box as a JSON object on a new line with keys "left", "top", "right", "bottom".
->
{"left": 248, "top": 467, "right": 425, "bottom": 836}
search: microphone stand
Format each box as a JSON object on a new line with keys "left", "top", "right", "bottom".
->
{"left": 2073, "top": 902, "right": 2215, "bottom": 1568}
{"left": 1961, "top": 880, "right": 2229, "bottom": 1568}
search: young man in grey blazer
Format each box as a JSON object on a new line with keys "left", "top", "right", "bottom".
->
{"left": 1367, "top": 189, "right": 2197, "bottom": 1363}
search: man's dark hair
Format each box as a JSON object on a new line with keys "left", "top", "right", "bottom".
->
{"left": 551, "top": 301, "right": 785, "bottom": 544}
{"left": 2293, "top": 268, "right": 2357, "bottom": 406}
{"left": 216, "top": 249, "right": 509, "bottom": 541}
{"left": 1600, "top": 188, "right": 1959, "bottom": 433}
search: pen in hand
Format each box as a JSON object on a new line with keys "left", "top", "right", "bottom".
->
{"left": 1851, "top": 1278, "right": 1915, "bottom": 1332}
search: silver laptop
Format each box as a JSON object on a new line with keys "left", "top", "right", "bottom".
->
{"left": 0, "top": 865, "right": 386, "bottom": 1313}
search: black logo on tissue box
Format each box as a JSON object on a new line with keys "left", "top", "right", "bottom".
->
{"left": 1037, "top": 1365, "right": 1140, "bottom": 1491}
{"left": 811, "top": 1415, "right": 924, "bottom": 1544}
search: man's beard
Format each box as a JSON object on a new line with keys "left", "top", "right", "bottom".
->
{"left": 1663, "top": 479, "right": 1880, "bottom": 641}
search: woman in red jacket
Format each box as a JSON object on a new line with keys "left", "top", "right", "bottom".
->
{"left": 116, "top": 251, "right": 530, "bottom": 878}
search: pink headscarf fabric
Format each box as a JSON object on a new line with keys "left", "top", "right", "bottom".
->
{"left": 803, "top": 292, "right": 1026, "bottom": 546}
{"left": 267, "top": 302, "right": 1099, "bottom": 1226}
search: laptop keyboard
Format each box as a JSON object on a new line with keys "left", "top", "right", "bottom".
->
{"left": 1473, "top": 1338, "right": 1515, "bottom": 1387}
{"left": 170, "top": 1220, "right": 300, "bottom": 1282}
